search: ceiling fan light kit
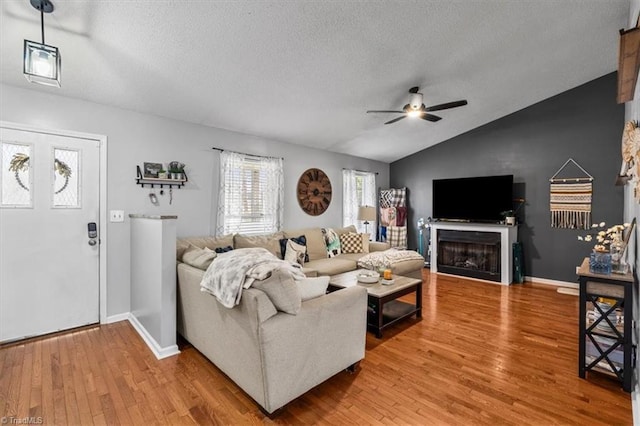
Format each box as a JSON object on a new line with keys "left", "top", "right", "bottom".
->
{"left": 367, "top": 86, "right": 467, "bottom": 125}
{"left": 23, "top": 0, "right": 61, "bottom": 88}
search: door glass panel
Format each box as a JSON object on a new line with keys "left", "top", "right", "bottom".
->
{"left": 1, "top": 142, "right": 32, "bottom": 207}
{"left": 52, "top": 148, "right": 80, "bottom": 208}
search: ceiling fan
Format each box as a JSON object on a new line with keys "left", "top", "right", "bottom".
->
{"left": 367, "top": 87, "right": 468, "bottom": 125}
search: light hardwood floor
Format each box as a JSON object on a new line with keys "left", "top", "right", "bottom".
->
{"left": 0, "top": 270, "right": 633, "bottom": 425}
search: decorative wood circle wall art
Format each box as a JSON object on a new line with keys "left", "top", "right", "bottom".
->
{"left": 297, "top": 168, "right": 332, "bottom": 216}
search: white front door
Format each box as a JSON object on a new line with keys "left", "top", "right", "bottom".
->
{"left": 0, "top": 126, "right": 100, "bottom": 343}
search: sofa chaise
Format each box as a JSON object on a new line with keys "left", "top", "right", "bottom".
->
{"left": 175, "top": 225, "right": 424, "bottom": 413}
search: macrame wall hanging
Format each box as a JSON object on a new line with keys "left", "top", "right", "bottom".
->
{"left": 549, "top": 158, "right": 593, "bottom": 230}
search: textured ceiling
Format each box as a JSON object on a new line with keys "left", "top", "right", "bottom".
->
{"left": 0, "top": 1, "right": 630, "bottom": 163}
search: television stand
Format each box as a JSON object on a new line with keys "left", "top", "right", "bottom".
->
{"left": 430, "top": 222, "right": 518, "bottom": 285}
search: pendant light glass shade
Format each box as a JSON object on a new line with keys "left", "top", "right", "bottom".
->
{"left": 23, "top": 0, "right": 60, "bottom": 87}
{"left": 23, "top": 40, "right": 61, "bottom": 87}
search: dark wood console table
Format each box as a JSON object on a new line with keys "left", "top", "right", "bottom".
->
{"left": 577, "top": 257, "right": 636, "bottom": 392}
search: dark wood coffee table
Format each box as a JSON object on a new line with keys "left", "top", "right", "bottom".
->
{"left": 328, "top": 269, "right": 422, "bottom": 338}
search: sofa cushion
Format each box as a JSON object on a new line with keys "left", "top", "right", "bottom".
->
{"left": 304, "top": 257, "right": 357, "bottom": 276}
{"left": 283, "top": 239, "right": 307, "bottom": 266}
{"left": 340, "top": 232, "right": 363, "bottom": 254}
{"left": 369, "top": 241, "right": 390, "bottom": 252}
{"left": 182, "top": 244, "right": 217, "bottom": 270}
{"left": 361, "top": 235, "right": 370, "bottom": 253}
{"left": 296, "top": 276, "right": 330, "bottom": 301}
{"left": 284, "top": 228, "right": 326, "bottom": 261}
{"left": 335, "top": 253, "right": 365, "bottom": 262}
{"left": 176, "top": 234, "right": 235, "bottom": 260}
{"left": 251, "top": 268, "right": 301, "bottom": 314}
{"left": 322, "top": 228, "right": 342, "bottom": 257}
{"left": 234, "top": 232, "right": 284, "bottom": 258}
{"left": 279, "top": 235, "right": 309, "bottom": 262}
{"left": 334, "top": 225, "right": 357, "bottom": 235}
{"left": 300, "top": 267, "right": 318, "bottom": 277}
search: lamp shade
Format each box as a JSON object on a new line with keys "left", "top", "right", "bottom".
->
{"left": 357, "top": 206, "right": 376, "bottom": 222}
{"left": 24, "top": 40, "right": 61, "bottom": 87}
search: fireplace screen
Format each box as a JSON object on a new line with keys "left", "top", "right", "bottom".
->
{"left": 437, "top": 230, "right": 501, "bottom": 282}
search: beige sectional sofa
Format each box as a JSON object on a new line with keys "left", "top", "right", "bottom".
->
{"left": 175, "top": 225, "right": 424, "bottom": 413}
{"left": 176, "top": 225, "right": 425, "bottom": 279}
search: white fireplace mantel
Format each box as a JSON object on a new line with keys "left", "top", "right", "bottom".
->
{"left": 430, "top": 222, "right": 518, "bottom": 285}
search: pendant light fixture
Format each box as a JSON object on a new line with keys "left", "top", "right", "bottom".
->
{"left": 23, "top": 0, "right": 61, "bottom": 87}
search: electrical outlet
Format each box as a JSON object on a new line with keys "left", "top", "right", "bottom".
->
{"left": 110, "top": 210, "right": 125, "bottom": 223}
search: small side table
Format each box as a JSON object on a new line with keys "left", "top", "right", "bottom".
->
{"left": 577, "top": 257, "right": 636, "bottom": 392}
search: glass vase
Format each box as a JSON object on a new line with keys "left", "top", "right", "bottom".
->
{"left": 610, "top": 239, "right": 625, "bottom": 274}
{"left": 589, "top": 250, "right": 612, "bottom": 275}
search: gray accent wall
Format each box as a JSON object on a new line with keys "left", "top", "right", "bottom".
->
{"left": 0, "top": 83, "right": 389, "bottom": 318}
{"left": 390, "top": 73, "right": 624, "bottom": 283}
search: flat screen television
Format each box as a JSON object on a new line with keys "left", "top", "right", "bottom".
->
{"left": 432, "top": 174, "right": 513, "bottom": 223}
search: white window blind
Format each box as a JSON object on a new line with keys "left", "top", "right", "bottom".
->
{"left": 343, "top": 169, "right": 377, "bottom": 239}
{"left": 216, "top": 151, "right": 284, "bottom": 236}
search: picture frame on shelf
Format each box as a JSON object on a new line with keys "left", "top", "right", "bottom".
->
{"left": 143, "top": 162, "right": 163, "bottom": 178}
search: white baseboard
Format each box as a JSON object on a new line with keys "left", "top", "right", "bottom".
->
{"left": 103, "top": 312, "right": 130, "bottom": 324}
{"left": 633, "top": 384, "right": 640, "bottom": 426}
{"left": 524, "top": 276, "right": 578, "bottom": 289}
{"left": 128, "top": 314, "right": 180, "bottom": 360}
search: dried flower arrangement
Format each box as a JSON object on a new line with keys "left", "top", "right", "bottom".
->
{"left": 577, "top": 222, "right": 629, "bottom": 252}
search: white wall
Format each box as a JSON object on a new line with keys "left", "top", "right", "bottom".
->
{"left": 626, "top": 1, "right": 640, "bottom": 422}
{"left": 0, "top": 83, "right": 389, "bottom": 317}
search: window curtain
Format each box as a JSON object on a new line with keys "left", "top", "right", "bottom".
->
{"left": 343, "top": 169, "right": 377, "bottom": 240}
{"left": 216, "top": 151, "right": 284, "bottom": 236}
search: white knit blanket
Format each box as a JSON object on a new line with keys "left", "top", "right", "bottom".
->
{"left": 200, "top": 247, "right": 305, "bottom": 308}
{"left": 357, "top": 248, "right": 424, "bottom": 271}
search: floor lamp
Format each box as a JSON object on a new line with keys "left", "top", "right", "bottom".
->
{"left": 358, "top": 206, "right": 377, "bottom": 238}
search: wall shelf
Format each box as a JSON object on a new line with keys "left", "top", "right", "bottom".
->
{"left": 136, "top": 165, "right": 188, "bottom": 189}
{"left": 617, "top": 20, "right": 640, "bottom": 103}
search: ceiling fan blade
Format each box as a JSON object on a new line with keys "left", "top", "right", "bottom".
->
{"left": 384, "top": 115, "right": 407, "bottom": 125}
{"left": 425, "top": 100, "right": 468, "bottom": 112}
{"left": 409, "top": 86, "right": 420, "bottom": 94}
{"left": 367, "top": 110, "right": 405, "bottom": 114}
{"left": 420, "top": 113, "right": 442, "bottom": 122}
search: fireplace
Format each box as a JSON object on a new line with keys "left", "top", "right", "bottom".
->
{"left": 437, "top": 229, "right": 501, "bottom": 282}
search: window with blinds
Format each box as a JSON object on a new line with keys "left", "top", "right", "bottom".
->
{"left": 217, "top": 151, "right": 283, "bottom": 236}
{"left": 343, "top": 169, "right": 377, "bottom": 239}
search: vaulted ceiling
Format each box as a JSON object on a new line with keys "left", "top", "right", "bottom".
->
{"left": 0, "top": 1, "right": 629, "bottom": 162}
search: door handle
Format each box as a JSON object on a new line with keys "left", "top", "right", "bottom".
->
{"left": 88, "top": 239, "right": 97, "bottom": 246}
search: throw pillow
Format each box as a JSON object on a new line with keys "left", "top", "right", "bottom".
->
{"left": 284, "top": 239, "right": 307, "bottom": 266}
{"left": 279, "top": 235, "right": 309, "bottom": 262}
{"left": 182, "top": 244, "right": 217, "bottom": 270}
{"left": 234, "top": 232, "right": 284, "bottom": 258}
{"left": 251, "top": 268, "right": 302, "bottom": 314}
{"left": 322, "top": 227, "right": 342, "bottom": 258}
{"left": 361, "top": 233, "right": 370, "bottom": 253}
{"left": 340, "top": 232, "right": 363, "bottom": 254}
{"left": 214, "top": 245, "right": 234, "bottom": 254}
{"left": 296, "top": 276, "right": 330, "bottom": 301}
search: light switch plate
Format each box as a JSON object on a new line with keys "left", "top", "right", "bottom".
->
{"left": 110, "top": 210, "right": 125, "bottom": 222}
